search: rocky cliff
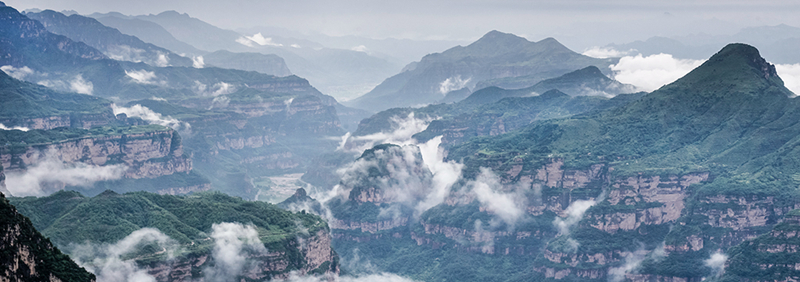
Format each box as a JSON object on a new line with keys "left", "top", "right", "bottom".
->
{"left": 0, "top": 192, "right": 95, "bottom": 282}
{"left": 0, "top": 126, "right": 190, "bottom": 179}
{"left": 9, "top": 190, "right": 339, "bottom": 281}
{"left": 722, "top": 209, "right": 800, "bottom": 281}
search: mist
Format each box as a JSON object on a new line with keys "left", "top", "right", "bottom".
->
{"left": 111, "top": 104, "right": 191, "bottom": 134}
{"left": 4, "top": 151, "right": 128, "bottom": 196}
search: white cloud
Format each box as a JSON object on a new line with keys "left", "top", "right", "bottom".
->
{"left": 0, "top": 123, "right": 30, "bottom": 131}
{"left": 4, "top": 152, "right": 127, "bottom": 196}
{"left": 192, "top": 56, "right": 205, "bottom": 68}
{"left": 70, "top": 74, "right": 94, "bottom": 95}
{"left": 0, "top": 65, "right": 34, "bottom": 80}
{"left": 468, "top": 168, "right": 524, "bottom": 226}
{"left": 238, "top": 33, "right": 284, "bottom": 47}
{"left": 212, "top": 82, "right": 234, "bottom": 96}
{"left": 415, "top": 136, "right": 463, "bottom": 214}
{"left": 236, "top": 36, "right": 255, "bottom": 47}
{"left": 69, "top": 228, "right": 177, "bottom": 282}
{"left": 582, "top": 47, "right": 633, "bottom": 59}
{"left": 111, "top": 104, "right": 191, "bottom": 133}
{"left": 610, "top": 54, "right": 704, "bottom": 92}
{"left": 553, "top": 199, "right": 596, "bottom": 235}
{"left": 351, "top": 45, "right": 369, "bottom": 52}
{"left": 438, "top": 75, "right": 470, "bottom": 95}
{"left": 105, "top": 45, "right": 145, "bottom": 63}
{"left": 203, "top": 223, "right": 268, "bottom": 282}
{"left": 704, "top": 251, "right": 727, "bottom": 278}
{"left": 155, "top": 52, "right": 170, "bottom": 67}
{"left": 125, "top": 69, "right": 159, "bottom": 85}
{"left": 280, "top": 273, "right": 418, "bottom": 282}
{"left": 775, "top": 63, "right": 800, "bottom": 95}
{"left": 338, "top": 112, "right": 435, "bottom": 153}
{"left": 291, "top": 44, "right": 302, "bottom": 49}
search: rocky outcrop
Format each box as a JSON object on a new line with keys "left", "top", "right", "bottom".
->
{"left": 0, "top": 111, "right": 116, "bottom": 131}
{"left": 0, "top": 128, "right": 190, "bottom": 179}
{"left": 330, "top": 217, "right": 409, "bottom": 233}
{"left": 0, "top": 192, "right": 95, "bottom": 282}
{"left": 145, "top": 229, "right": 337, "bottom": 282}
{"left": 722, "top": 211, "right": 800, "bottom": 281}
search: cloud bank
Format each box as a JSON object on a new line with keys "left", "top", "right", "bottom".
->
{"left": 0, "top": 123, "right": 30, "bottom": 131}
{"left": 4, "top": 152, "right": 127, "bottom": 196}
{"left": 111, "top": 104, "right": 191, "bottom": 133}
{"left": 610, "top": 53, "right": 705, "bottom": 92}
{"left": 69, "top": 228, "right": 177, "bottom": 282}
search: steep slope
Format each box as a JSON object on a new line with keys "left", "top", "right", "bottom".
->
{"left": 9, "top": 190, "right": 339, "bottom": 281}
{"left": 0, "top": 192, "right": 95, "bottom": 282}
{"left": 347, "top": 30, "right": 616, "bottom": 111}
{"left": 326, "top": 44, "right": 800, "bottom": 281}
{"left": 721, "top": 209, "right": 800, "bottom": 281}
{"left": 0, "top": 70, "right": 113, "bottom": 129}
{"left": 25, "top": 10, "right": 193, "bottom": 67}
{"left": 203, "top": 50, "right": 292, "bottom": 77}
{"left": 461, "top": 66, "right": 637, "bottom": 106}
{"left": 129, "top": 11, "right": 399, "bottom": 100}
{"left": 90, "top": 12, "right": 205, "bottom": 56}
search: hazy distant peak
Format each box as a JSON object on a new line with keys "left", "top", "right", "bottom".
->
{"left": 155, "top": 10, "right": 189, "bottom": 18}
{"left": 470, "top": 30, "right": 528, "bottom": 47}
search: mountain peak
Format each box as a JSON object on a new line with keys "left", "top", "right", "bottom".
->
{"left": 0, "top": 2, "right": 6, "bottom": 7}
{"left": 470, "top": 30, "right": 529, "bottom": 47}
{"left": 668, "top": 43, "right": 784, "bottom": 92}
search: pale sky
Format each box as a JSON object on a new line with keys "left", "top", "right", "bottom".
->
{"left": 6, "top": 0, "right": 800, "bottom": 50}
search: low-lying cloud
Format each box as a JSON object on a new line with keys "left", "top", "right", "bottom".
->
{"left": 610, "top": 53, "right": 705, "bottom": 92}
{"left": 4, "top": 152, "right": 127, "bottom": 197}
{"left": 125, "top": 69, "right": 159, "bottom": 85}
{"left": 237, "top": 33, "right": 283, "bottom": 47}
{"left": 553, "top": 199, "right": 597, "bottom": 235}
{"left": 111, "top": 104, "right": 191, "bottom": 134}
{"left": 280, "top": 272, "right": 418, "bottom": 282}
{"left": 704, "top": 250, "right": 728, "bottom": 278}
{"left": 69, "top": 228, "right": 177, "bottom": 282}
{"left": 192, "top": 56, "right": 205, "bottom": 68}
{"left": 338, "top": 112, "right": 435, "bottom": 153}
{"left": 0, "top": 123, "right": 30, "bottom": 131}
{"left": 439, "top": 75, "right": 470, "bottom": 95}
{"left": 468, "top": 168, "right": 525, "bottom": 227}
{"left": 204, "top": 222, "right": 268, "bottom": 282}
{"left": 582, "top": 47, "right": 634, "bottom": 59}
{"left": 775, "top": 63, "right": 800, "bottom": 95}
{"left": 70, "top": 74, "right": 94, "bottom": 95}
{"left": 0, "top": 65, "right": 35, "bottom": 80}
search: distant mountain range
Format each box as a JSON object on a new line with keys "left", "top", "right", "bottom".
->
{"left": 87, "top": 11, "right": 400, "bottom": 100}
{"left": 608, "top": 24, "right": 800, "bottom": 64}
{"left": 346, "top": 30, "right": 617, "bottom": 111}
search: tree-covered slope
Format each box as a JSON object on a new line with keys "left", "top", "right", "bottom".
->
{"left": 9, "top": 190, "right": 338, "bottom": 280}
{"left": 0, "top": 192, "right": 95, "bottom": 282}
{"left": 25, "top": 10, "right": 193, "bottom": 67}
{"left": 347, "top": 30, "right": 617, "bottom": 111}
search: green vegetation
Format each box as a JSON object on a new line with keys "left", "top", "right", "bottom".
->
{"left": 0, "top": 71, "right": 110, "bottom": 119}
{"left": 0, "top": 192, "right": 95, "bottom": 282}
{"left": 9, "top": 190, "right": 329, "bottom": 273}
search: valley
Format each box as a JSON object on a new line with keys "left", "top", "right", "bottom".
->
{"left": 2, "top": 1, "right": 800, "bottom": 281}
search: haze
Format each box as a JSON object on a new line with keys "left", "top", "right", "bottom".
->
{"left": 8, "top": 0, "right": 800, "bottom": 51}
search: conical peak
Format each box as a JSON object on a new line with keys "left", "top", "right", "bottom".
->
{"left": 707, "top": 43, "right": 777, "bottom": 79}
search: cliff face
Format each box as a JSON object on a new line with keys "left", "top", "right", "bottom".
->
{"left": 145, "top": 229, "right": 338, "bottom": 282}
{"left": 0, "top": 128, "right": 190, "bottom": 179}
{"left": 0, "top": 192, "right": 95, "bottom": 282}
{"left": 722, "top": 211, "right": 800, "bottom": 281}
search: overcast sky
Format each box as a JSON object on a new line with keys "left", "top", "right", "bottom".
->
{"left": 7, "top": 0, "right": 800, "bottom": 50}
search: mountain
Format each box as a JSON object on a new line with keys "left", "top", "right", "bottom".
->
{"left": 91, "top": 13, "right": 204, "bottom": 56}
{"left": 114, "top": 11, "right": 399, "bottom": 100}
{"left": 611, "top": 24, "right": 800, "bottom": 64}
{"left": 461, "top": 66, "right": 637, "bottom": 105}
{"left": 25, "top": 10, "right": 193, "bottom": 67}
{"left": 0, "top": 192, "right": 96, "bottom": 282}
{"left": 202, "top": 50, "right": 292, "bottom": 77}
{"left": 721, "top": 209, "right": 800, "bottom": 281}
{"left": 0, "top": 4, "right": 353, "bottom": 198}
{"left": 323, "top": 44, "right": 800, "bottom": 281}
{"left": 9, "top": 190, "right": 339, "bottom": 281}
{"left": 346, "top": 30, "right": 617, "bottom": 111}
